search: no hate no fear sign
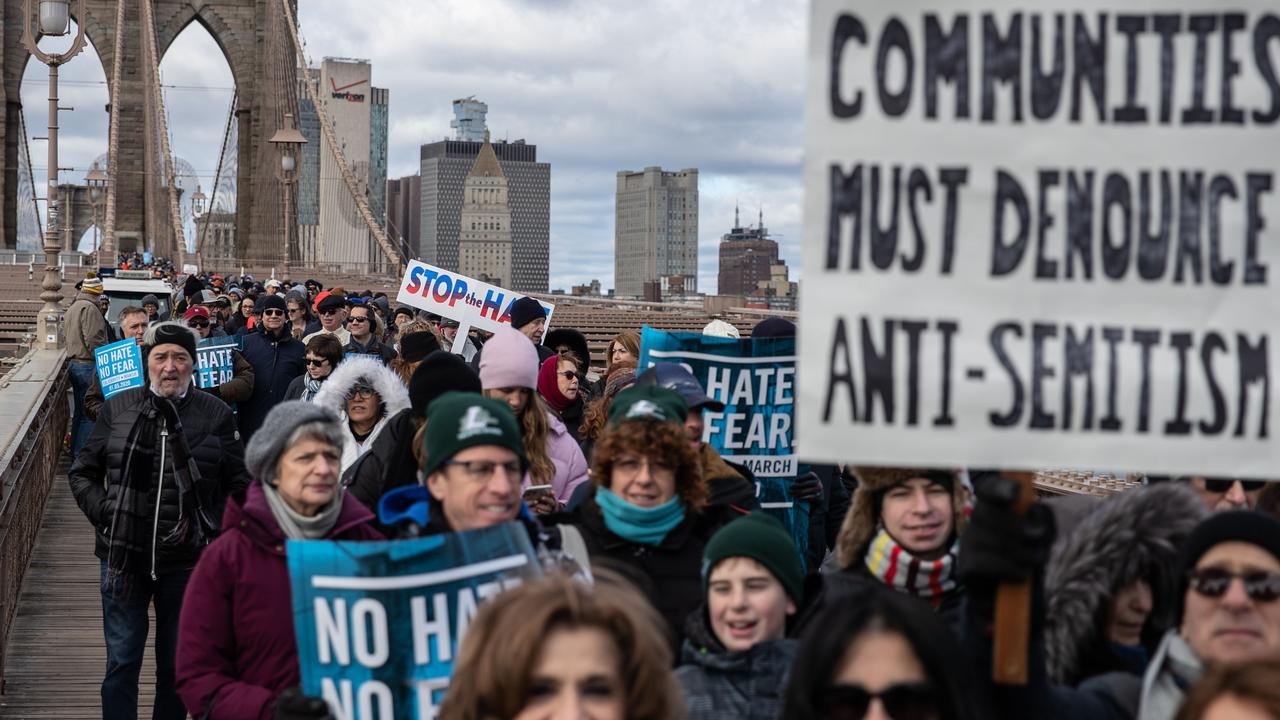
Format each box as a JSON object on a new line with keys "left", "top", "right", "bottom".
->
{"left": 799, "top": 0, "right": 1280, "bottom": 478}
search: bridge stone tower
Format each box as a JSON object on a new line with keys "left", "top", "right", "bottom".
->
{"left": 0, "top": 0, "right": 296, "bottom": 263}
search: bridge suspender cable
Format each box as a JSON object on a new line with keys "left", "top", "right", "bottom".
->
{"left": 139, "top": 0, "right": 187, "bottom": 267}
{"left": 100, "top": 0, "right": 127, "bottom": 265}
{"left": 197, "top": 91, "right": 237, "bottom": 262}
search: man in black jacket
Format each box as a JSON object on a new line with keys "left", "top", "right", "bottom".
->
{"left": 68, "top": 321, "right": 250, "bottom": 720}
{"left": 237, "top": 295, "right": 306, "bottom": 441}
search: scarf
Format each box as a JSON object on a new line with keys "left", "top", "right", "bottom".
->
{"left": 863, "top": 527, "right": 960, "bottom": 608}
{"left": 595, "top": 487, "right": 685, "bottom": 546}
{"left": 1137, "top": 631, "right": 1202, "bottom": 720}
{"left": 537, "top": 357, "right": 574, "bottom": 411}
{"left": 261, "top": 481, "right": 344, "bottom": 540}
{"left": 302, "top": 375, "right": 325, "bottom": 402}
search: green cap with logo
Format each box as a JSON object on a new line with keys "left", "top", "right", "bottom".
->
{"left": 422, "top": 392, "right": 525, "bottom": 476}
{"left": 606, "top": 385, "right": 688, "bottom": 428}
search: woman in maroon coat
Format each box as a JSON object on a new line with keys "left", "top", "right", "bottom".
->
{"left": 175, "top": 401, "right": 382, "bottom": 720}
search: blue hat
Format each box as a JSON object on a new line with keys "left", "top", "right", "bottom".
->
{"left": 636, "top": 363, "right": 724, "bottom": 412}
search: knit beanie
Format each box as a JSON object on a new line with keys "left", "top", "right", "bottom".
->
{"left": 81, "top": 277, "right": 104, "bottom": 296}
{"left": 752, "top": 317, "right": 796, "bottom": 338}
{"left": 537, "top": 355, "right": 574, "bottom": 411}
{"left": 422, "top": 392, "right": 525, "bottom": 476}
{"left": 245, "top": 401, "right": 341, "bottom": 484}
{"left": 1179, "top": 510, "right": 1280, "bottom": 580}
{"left": 702, "top": 512, "right": 804, "bottom": 604}
{"left": 544, "top": 328, "right": 589, "bottom": 369}
{"left": 508, "top": 296, "right": 546, "bottom": 331}
{"left": 409, "top": 351, "right": 480, "bottom": 416}
{"left": 478, "top": 327, "right": 539, "bottom": 390}
{"left": 607, "top": 385, "right": 687, "bottom": 427}
{"left": 143, "top": 321, "right": 198, "bottom": 362}
{"left": 141, "top": 294, "right": 160, "bottom": 308}
{"left": 400, "top": 331, "right": 441, "bottom": 363}
{"left": 260, "top": 294, "right": 287, "bottom": 313}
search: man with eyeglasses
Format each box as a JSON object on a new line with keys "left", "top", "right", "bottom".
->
{"left": 303, "top": 293, "right": 351, "bottom": 346}
{"left": 1182, "top": 476, "right": 1265, "bottom": 512}
{"left": 343, "top": 303, "right": 396, "bottom": 364}
{"left": 182, "top": 306, "right": 255, "bottom": 408}
{"left": 238, "top": 294, "right": 305, "bottom": 442}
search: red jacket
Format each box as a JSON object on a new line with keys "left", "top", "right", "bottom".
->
{"left": 175, "top": 482, "right": 382, "bottom": 719}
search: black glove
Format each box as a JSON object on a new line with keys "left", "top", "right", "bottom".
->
{"left": 790, "top": 471, "right": 825, "bottom": 503}
{"left": 958, "top": 475, "right": 1055, "bottom": 585}
{"left": 275, "top": 688, "right": 332, "bottom": 720}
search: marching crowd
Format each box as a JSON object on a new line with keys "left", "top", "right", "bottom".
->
{"left": 60, "top": 267, "right": 1280, "bottom": 720}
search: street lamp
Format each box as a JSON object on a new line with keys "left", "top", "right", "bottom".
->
{"left": 22, "top": 0, "right": 87, "bottom": 351}
{"left": 85, "top": 160, "right": 107, "bottom": 265}
{"left": 190, "top": 185, "right": 206, "bottom": 267}
{"left": 269, "top": 113, "right": 306, "bottom": 270}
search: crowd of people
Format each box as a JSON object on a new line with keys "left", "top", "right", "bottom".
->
{"left": 59, "top": 265, "right": 1280, "bottom": 720}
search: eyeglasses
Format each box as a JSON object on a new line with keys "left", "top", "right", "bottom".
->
{"left": 443, "top": 459, "right": 521, "bottom": 481}
{"left": 347, "top": 316, "right": 369, "bottom": 324}
{"left": 187, "top": 319, "right": 209, "bottom": 329}
{"left": 558, "top": 370, "right": 579, "bottom": 382}
{"left": 1188, "top": 567, "right": 1280, "bottom": 603}
{"left": 613, "top": 456, "right": 674, "bottom": 478}
{"left": 348, "top": 385, "right": 377, "bottom": 399}
{"left": 1202, "top": 478, "right": 1267, "bottom": 494}
{"left": 818, "top": 683, "right": 939, "bottom": 720}
{"left": 320, "top": 309, "right": 340, "bottom": 316}
{"left": 262, "top": 309, "right": 285, "bottom": 317}
{"left": 288, "top": 307, "right": 303, "bottom": 314}
{"left": 305, "top": 358, "right": 328, "bottom": 367}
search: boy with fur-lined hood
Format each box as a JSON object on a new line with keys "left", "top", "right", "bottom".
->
{"left": 803, "top": 467, "right": 970, "bottom": 633}
{"left": 313, "top": 355, "right": 410, "bottom": 475}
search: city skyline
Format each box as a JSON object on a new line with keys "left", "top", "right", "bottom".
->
{"left": 17, "top": 0, "right": 805, "bottom": 293}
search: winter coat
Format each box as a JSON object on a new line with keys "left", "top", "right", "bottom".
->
{"left": 549, "top": 487, "right": 736, "bottom": 649}
{"left": 675, "top": 606, "right": 797, "bottom": 720}
{"left": 804, "top": 464, "right": 851, "bottom": 570}
{"left": 1044, "top": 484, "right": 1206, "bottom": 686}
{"left": 344, "top": 336, "right": 397, "bottom": 364}
{"left": 68, "top": 387, "right": 251, "bottom": 576}
{"left": 175, "top": 483, "right": 382, "bottom": 720}
{"left": 302, "top": 327, "right": 351, "bottom": 347}
{"left": 66, "top": 295, "right": 109, "bottom": 360}
{"left": 551, "top": 396, "right": 585, "bottom": 443}
{"left": 535, "top": 412, "right": 589, "bottom": 506}
{"left": 698, "top": 444, "right": 760, "bottom": 512}
{"left": 313, "top": 355, "right": 411, "bottom": 475}
{"left": 342, "top": 409, "right": 419, "bottom": 513}
{"left": 86, "top": 351, "right": 254, "bottom": 420}
{"left": 284, "top": 373, "right": 330, "bottom": 402}
{"left": 238, "top": 328, "right": 306, "bottom": 441}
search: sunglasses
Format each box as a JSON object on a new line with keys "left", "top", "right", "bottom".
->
{"left": 187, "top": 319, "right": 209, "bottom": 329}
{"left": 1189, "top": 567, "right": 1280, "bottom": 603}
{"left": 262, "top": 309, "right": 285, "bottom": 317}
{"left": 558, "top": 370, "right": 579, "bottom": 381}
{"left": 818, "top": 682, "right": 939, "bottom": 720}
{"left": 304, "top": 358, "right": 328, "bottom": 367}
{"left": 347, "top": 316, "right": 369, "bottom": 324}
{"left": 320, "top": 309, "right": 340, "bottom": 316}
{"left": 1202, "top": 478, "right": 1267, "bottom": 493}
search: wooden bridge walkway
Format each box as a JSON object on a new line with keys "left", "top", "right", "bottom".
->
{"left": 0, "top": 459, "right": 156, "bottom": 718}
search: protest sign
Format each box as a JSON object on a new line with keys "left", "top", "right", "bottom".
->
{"left": 395, "top": 260, "right": 554, "bottom": 353}
{"left": 94, "top": 338, "right": 144, "bottom": 399}
{"left": 638, "top": 328, "right": 810, "bottom": 564}
{"left": 289, "top": 522, "right": 541, "bottom": 720}
{"left": 194, "top": 336, "right": 241, "bottom": 389}
{"left": 800, "top": 0, "right": 1280, "bottom": 477}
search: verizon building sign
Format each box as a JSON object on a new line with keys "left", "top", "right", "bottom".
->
{"left": 798, "top": 0, "right": 1280, "bottom": 477}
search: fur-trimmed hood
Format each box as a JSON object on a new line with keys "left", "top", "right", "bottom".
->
{"left": 835, "top": 467, "right": 969, "bottom": 569}
{"left": 1044, "top": 482, "right": 1206, "bottom": 686}
{"left": 313, "top": 355, "right": 411, "bottom": 420}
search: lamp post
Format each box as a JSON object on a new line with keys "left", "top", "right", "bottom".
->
{"left": 268, "top": 113, "right": 306, "bottom": 271}
{"left": 190, "top": 185, "right": 206, "bottom": 267}
{"left": 22, "top": 0, "right": 86, "bottom": 350}
{"left": 85, "top": 160, "right": 107, "bottom": 266}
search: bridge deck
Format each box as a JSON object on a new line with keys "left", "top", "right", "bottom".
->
{"left": 0, "top": 459, "right": 156, "bottom": 718}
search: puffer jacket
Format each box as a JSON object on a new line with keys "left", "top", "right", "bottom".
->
{"left": 536, "top": 412, "right": 589, "bottom": 506}
{"left": 313, "top": 355, "right": 411, "bottom": 474}
{"left": 175, "top": 483, "right": 382, "bottom": 719}
{"left": 68, "top": 387, "right": 251, "bottom": 576}
{"left": 1044, "top": 483, "right": 1206, "bottom": 687}
{"left": 675, "top": 604, "right": 797, "bottom": 720}
{"left": 238, "top": 327, "right": 305, "bottom": 441}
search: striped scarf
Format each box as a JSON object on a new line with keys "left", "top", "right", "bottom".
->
{"left": 863, "top": 527, "right": 959, "bottom": 608}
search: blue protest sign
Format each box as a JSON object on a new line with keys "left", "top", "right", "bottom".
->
{"left": 195, "top": 336, "right": 241, "bottom": 389}
{"left": 638, "top": 327, "right": 809, "bottom": 565}
{"left": 288, "top": 522, "right": 542, "bottom": 719}
{"left": 94, "top": 338, "right": 144, "bottom": 399}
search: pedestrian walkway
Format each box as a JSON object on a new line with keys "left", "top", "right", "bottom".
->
{"left": 0, "top": 459, "right": 156, "bottom": 718}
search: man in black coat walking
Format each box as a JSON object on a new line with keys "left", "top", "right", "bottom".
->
{"left": 237, "top": 295, "right": 306, "bottom": 441}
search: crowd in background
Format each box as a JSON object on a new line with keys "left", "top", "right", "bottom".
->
{"left": 55, "top": 260, "right": 1280, "bottom": 720}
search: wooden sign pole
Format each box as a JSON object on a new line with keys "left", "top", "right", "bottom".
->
{"left": 992, "top": 471, "right": 1036, "bottom": 684}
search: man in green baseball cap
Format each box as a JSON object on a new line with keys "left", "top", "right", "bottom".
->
{"left": 420, "top": 392, "right": 527, "bottom": 532}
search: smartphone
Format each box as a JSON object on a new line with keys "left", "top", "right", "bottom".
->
{"left": 523, "top": 485, "right": 554, "bottom": 503}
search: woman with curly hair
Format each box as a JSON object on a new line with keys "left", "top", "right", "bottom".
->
{"left": 578, "top": 360, "right": 637, "bottom": 461}
{"left": 440, "top": 571, "right": 685, "bottom": 720}
{"left": 547, "top": 384, "right": 737, "bottom": 649}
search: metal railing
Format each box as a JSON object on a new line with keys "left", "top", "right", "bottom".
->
{"left": 0, "top": 251, "right": 89, "bottom": 267}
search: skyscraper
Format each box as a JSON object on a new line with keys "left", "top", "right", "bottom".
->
{"left": 450, "top": 97, "right": 488, "bottom": 142}
{"left": 718, "top": 207, "right": 780, "bottom": 296}
{"left": 457, "top": 131, "right": 513, "bottom": 287}
{"left": 614, "top": 167, "right": 699, "bottom": 298}
{"left": 386, "top": 174, "right": 420, "bottom": 255}
{"left": 419, "top": 107, "right": 549, "bottom": 292}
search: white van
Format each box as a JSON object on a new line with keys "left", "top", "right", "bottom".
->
{"left": 102, "top": 272, "right": 173, "bottom": 328}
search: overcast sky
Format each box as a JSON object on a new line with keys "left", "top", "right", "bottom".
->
{"left": 22, "top": 0, "right": 806, "bottom": 292}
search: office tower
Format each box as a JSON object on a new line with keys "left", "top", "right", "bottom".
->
{"left": 456, "top": 132, "right": 513, "bottom": 287}
{"left": 718, "top": 206, "right": 780, "bottom": 296}
{"left": 614, "top": 167, "right": 698, "bottom": 298}
{"left": 386, "top": 175, "right": 421, "bottom": 257}
{"left": 450, "top": 97, "right": 488, "bottom": 142}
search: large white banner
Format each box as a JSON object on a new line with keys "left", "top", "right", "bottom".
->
{"left": 799, "top": 1, "right": 1280, "bottom": 477}
{"left": 395, "top": 260, "right": 554, "bottom": 352}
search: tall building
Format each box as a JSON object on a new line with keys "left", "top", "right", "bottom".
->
{"left": 614, "top": 167, "right": 698, "bottom": 298}
{"left": 386, "top": 175, "right": 421, "bottom": 256}
{"left": 718, "top": 207, "right": 780, "bottom": 296}
{"left": 457, "top": 131, "right": 513, "bottom": 287}
{"left": 450, "top": 97, "right": 488, "bottom": 142}
{"left": 419, "top": 119, "right": 549, "bottom": 292}
{"left": 295, "top": 58, "right": 390, "bottom": 269}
